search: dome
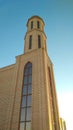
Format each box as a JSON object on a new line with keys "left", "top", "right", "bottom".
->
{"left": 27, "top": 15, "right": 45, "bottom": 26}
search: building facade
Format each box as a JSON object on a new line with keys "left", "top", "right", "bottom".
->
{"left": 0, "top": 16, "right": 60, "bottom": 130}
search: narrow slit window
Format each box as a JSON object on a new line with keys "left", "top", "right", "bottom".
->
{"left": 38, "top": 35, "right": 41, "bottom": 48}
{"left": 37, "top": 21, "right": 40, "bottom": 28}
{"left": 31, "top": 21, "right": 33, "bottom": 29}
{"left": 29, "top": 35, "right": 32, "bottom": 49}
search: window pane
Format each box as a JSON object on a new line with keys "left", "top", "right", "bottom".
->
{"left": 28, "top": 86, "right": 32, "bottom": 94}
{"left": 28, "top": 67, "right": 32, "bottom": 75}
{"left": 20, "top": 122, "right": 25, "bottom": 130}
{"left": 23, "top": 87, "right": 27, "bottom": 95}
{"left": 22, "top": 96, "right": 26, "bottom": 107}
{"left": 28, "top": 75, "right": 32, "bottom": 84}
{"left": 23, "top": 85, "right": 27, "bottom": 88}
{"left": 26, "top": 122, "right": 31, "bottom": 130}
{"left": 24, "top": 68, "right": 28, "bottom": 75}
{"left": 26, "top": 107, "right": 31, "bottom": 121}
{"left": 20, "top": 108, "right": 25, "bottom": 121}
{"left": 28, "top": 84, "right": 32, "bottom": 88}
{"left": 27, "top": 95, "right": 31, "bottom": 106}
{"left": 24, "top": 76, "right": 28, "bottom": 84}
{"left": 26, "top": 63, "right": 32, "bottom": 68}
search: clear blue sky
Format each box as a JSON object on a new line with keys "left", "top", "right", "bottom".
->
{"left": 0, "top": 0, "right": 73, "bottom": 130}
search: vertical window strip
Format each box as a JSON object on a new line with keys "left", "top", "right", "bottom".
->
{"left": 37, "top": 21, "right": 40, "bottom": 28}
{"left": 20, "top": 63, "right": 32, "bottom": 130}
{"left": 38, "top": 35, "right": 41, "bottom": 48}
{"left": 29, "top": 35, "right": 32, "bottom": 49}
{"left": 31, "top": 21, "right": 33, "bottom": 29}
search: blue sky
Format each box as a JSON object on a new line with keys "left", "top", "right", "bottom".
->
{"left": 0, "top": 0, "right": 73, "bottom": 130}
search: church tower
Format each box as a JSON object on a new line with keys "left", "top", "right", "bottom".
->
{"left": 18, "top": 16, "right": 60, "bottom": 130}
{"left": 0, "top": 16, "right": 60, "bottom": 130}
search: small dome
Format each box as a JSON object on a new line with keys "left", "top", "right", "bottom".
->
{"left": 27, "top": 15, "right": 45, "bottom": 26}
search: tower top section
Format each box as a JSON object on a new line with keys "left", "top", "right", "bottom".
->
{"left": 26, "top": 15, "right": 45, "bottom": 32}
{"left": 27, "top": 15, "right": 45, "bottom": 26}
{"left": 24, "top": 15, "right": 47, "bottom": 53}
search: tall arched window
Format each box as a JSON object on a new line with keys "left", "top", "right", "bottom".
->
{"left": 20, "top": 62, "right": 32, "bottom": 130}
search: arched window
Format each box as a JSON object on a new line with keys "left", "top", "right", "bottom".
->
{"left": 20, "top": 62, "right": 32, "bottom": 130}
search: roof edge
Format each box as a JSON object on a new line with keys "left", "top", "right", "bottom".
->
{"left": 27, "top": 15, "right": 45, "bottom": 26}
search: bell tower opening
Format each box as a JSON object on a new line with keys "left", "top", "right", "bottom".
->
{"left": 37, "top": 21, "right": 40, "bottom": 28}
{"left": 31, "top": 21, "right": 33, "bottom": 29}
